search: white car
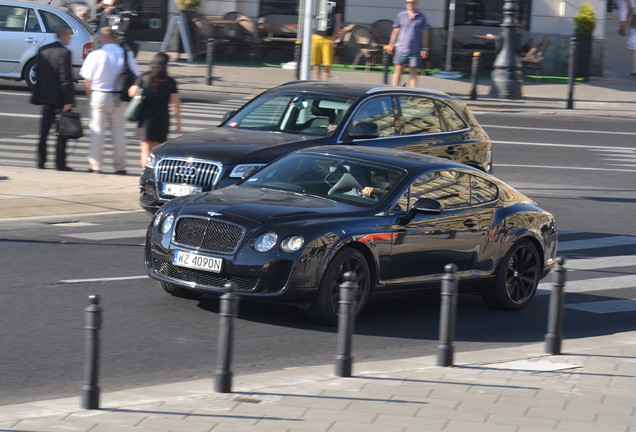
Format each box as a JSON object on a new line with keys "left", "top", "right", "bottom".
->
{"left": 0, "top": 0, "right": 97, "bottom": 89}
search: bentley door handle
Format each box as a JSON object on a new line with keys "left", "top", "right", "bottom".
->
{"left": 464, "top": 219, "right": 477, "bottom": 227}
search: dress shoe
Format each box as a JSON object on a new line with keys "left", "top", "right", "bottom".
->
{"left": 57, "top": 166, "right": 73, "bottom": 172}
{"left": 115, "top": 170, "right": 127, "bottom": 175}
{"left": 88, "top": 168, "right": 102, "bottom": 174}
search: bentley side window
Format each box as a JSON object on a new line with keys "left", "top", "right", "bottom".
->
{"left": 470, "top": 175, "right": 499, "bottom": 204}
{"left": 408, "top": 170, "right": 471, "bottom": 209}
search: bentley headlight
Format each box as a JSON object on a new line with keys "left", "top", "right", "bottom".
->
{"left": 152, "top": 210, "right": 163, "bottom": 228}
{"left": 161, "top": 214, "right": 175, "bottom": 234}
{"left": 281, "top": 236, "right": 304, "bottom": 253}
{"left": 230, "top": 164, "right": 266, "bottom": 179}
{"left": 146, "top": 153, "right": 157, "bottom": 169}
{"left": 254, "top": 232, "right": 278, "bottom": 252}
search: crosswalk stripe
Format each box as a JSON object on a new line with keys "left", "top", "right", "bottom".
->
{"left": 564, "top": 255, "right": 636, "bottom": 270}
{"left": 558, "top": 236, "right": 636, "bottom": 252}
{"left": 538, "top": 274, "right": 636, "bottom": 295}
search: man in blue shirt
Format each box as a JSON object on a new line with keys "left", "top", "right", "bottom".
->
{"left": 387, "top": 0, "right": 430, "bottom": 87}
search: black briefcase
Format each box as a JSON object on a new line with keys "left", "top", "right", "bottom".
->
{"left": 56, "top": 110, "right": 83, "bottom": 139}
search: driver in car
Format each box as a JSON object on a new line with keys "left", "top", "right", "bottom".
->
{"left": 361, "top": 170, "right": 401, "bottom": 198}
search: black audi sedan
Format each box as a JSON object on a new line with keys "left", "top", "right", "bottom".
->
{"left": 139, "top": 81, "right": 492, "bottom": 213}
{"left": 145, "top": 146, "right": 556, "bottom": 325}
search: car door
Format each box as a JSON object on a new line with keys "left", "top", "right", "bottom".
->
{"left": 386, "top": 170, "right": 480, "bottom": 287}
{"left": 0, "top": 5, "right": 46, "bottom": 75}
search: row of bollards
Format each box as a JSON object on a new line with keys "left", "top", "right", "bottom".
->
{"left": 80, "top": 258, "right": 568, "bottom": 409}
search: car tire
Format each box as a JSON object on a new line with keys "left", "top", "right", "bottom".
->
{"left": 483, "top": 239, "right": 540, "bottom": 311}
{"left": 24, "top": 58, "right": 37, "bottom": 91}
{"left": 306, "top": 248, "right": 371, "bottom": 326}
{"left": 160, "top": 281, "right": 203, "bottom": 300}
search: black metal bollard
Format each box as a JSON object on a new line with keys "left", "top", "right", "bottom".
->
{"left": 335, "top": 271, "right": 357, "bottom": 377}
{"left": 545, "top": 257, "right": 567, "bottom": 355}
{"left": 206, "top": 36, "right": 214, "bottom": 86}
{"left": 437, "top": 264, "right": 458, "bottom": 367}
{"left": 294, "top": 40, "right": 302, "bottom": 81}
{"left": 469, "top": 52, "right": 481, "bottom": 100}
{"left": 566, "top": 37, "right": 576, "bottom": 109}
{"left": 81, "top": 294, "right": 102, "bottom": 410}
{"left": 214, "top": 282, "right": 239, "bottom": 393}
{"left": 382, "top": 46, "right": 389, "bottom": 84}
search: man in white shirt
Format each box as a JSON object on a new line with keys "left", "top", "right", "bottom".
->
{"left": 80, "top": 27, "right": 140, "bottom": 174}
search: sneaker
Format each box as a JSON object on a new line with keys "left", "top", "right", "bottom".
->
{"left": 115, "top": 170, "right": 127, "bottom": 175}
{"left": 88, "top": 168, "right": 102, "bottom": 174}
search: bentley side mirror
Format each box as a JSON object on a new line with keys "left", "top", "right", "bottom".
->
{"left": 345, "top": 121, "right": 380, "bottom": 140}
{"left": 399, "top": 198, "right": 443, "bottom": 225}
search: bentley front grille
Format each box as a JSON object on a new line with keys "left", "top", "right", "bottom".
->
{"left": 156, "top": 159, "right": 221, "bottom": 198}
{"left": 153, "top": 259, "right": 258, "bottom": 292}
{"left": 174, "top": 217, "right": 244, "bottom": 253}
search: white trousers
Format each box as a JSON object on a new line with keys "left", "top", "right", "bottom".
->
{"left": 88, "top": 91, "right": 127, "bottom": 172}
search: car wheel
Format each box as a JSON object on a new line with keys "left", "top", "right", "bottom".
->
{"left": 24, "top": 59, "right": 37, "bottom": 91}
{"left": 160, "top": 281, "right": 203, "bottom": 300}
{"left": 483, "top": 239, "right": 540, "bottom": 311}
{"left": 306, "top": 248, "right": 371, "bottom": 326}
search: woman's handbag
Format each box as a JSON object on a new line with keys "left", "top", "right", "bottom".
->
{"left": 56, "top": 110, "right": 83, "bottom": 139}
{"left": 124, "top": 76, "right": 146, "bottom": 122}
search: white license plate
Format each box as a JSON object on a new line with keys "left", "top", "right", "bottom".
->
{"left": 162, "top": 183, "right": 202, "bottom": 197}
{"left": 173, "top": 251, "right": 222, "bottom": 273}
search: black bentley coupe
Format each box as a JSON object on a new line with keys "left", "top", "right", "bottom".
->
{"left": 145, "top": 146, "right": 556, "bottom": 325}
{"left": 139, "top": 81, "right": 492, "bottom": 213}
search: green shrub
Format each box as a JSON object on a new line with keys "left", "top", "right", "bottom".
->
{"left": 573, "top": 2, "right": 596, "bottom": 34}
{"left": 175, "top": 0, "right": 200, "bottom": 10}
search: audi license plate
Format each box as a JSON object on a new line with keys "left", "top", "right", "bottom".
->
{"left": 162, "top": 183, "right": 202, "bottom": 197}
{"left": 173, "top": 251, "right": 222, "bottom": 273}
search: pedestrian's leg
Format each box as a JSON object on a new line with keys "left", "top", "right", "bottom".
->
{"left": 88, "top": 92, "right": 106, "bottom": 171}
{"left": 37, "top": 105, "right": 55, "bottom": 168}
{"left": 408, "top": 65, "right": 418, "bottom": 87}
{"left": 392, "top": 64, "right": 404, "bottom": 86}
{"left": 323, "top": 65, "right": 331, "bottom": 81}
{"left": 112, "top": 99, "right": 127, "bottom": 172}
{"left": 140, "top": 140, "right": 160, "bottom": 167}
{"left": 313, "top": 65, "right": 322, "bottom": 80}
{"left": 632, "top": 49, "right": 636, "bottom": 74}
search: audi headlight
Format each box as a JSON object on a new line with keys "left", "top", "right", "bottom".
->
{"left": 161, "top": 214, "right": 175, "bottom": 234}
{"left": 230, "top": 163, "right": 266, "bottom": 179}
{"left": 281, "top": 236, "right": 304, "bottom": 253}
{"left": 254, "top": 232, "right": 278, "bottom": 252}
{"left": 146, "top": 153, "right": 157, "bottom": 169}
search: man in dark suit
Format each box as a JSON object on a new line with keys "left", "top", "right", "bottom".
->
{"left": 31, "top": 26, "right": 75, "bottom": 171}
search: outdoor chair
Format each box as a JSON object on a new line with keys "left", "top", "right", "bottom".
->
{"left": 350, "top": 25, "right": 383, "bottom": 71}
{"left": 521, "top": 36, "right": 551, "bottom": 75}
{"left": 371, "top": 19, "right": 393, "bottom": 47}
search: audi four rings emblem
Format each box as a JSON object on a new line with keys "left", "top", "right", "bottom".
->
{"left": 175, "top": 165, "right": 197, "bottom": 177}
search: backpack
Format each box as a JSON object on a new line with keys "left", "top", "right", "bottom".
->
{"left": 118, "top": 49, "right": 136, "bottom": 102}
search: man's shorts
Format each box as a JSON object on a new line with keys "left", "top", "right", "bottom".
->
{"left": 311, "top": 34, "right": 335, "bottom": 66}
{"left": 393, "top": 52, "right": 420, "bottom": 67}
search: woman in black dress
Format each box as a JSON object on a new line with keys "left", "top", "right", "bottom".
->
{"left": 128, "top": 52, "right": 181, "bottom": 167}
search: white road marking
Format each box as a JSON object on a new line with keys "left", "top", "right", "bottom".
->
{"left": 61, "top": 229, "right": 146, "bottom": 240}
{"left": 558, "top": 236, "right": 636, "bottom": 252}
{"left": 59, "top": 275, "right": 148, "bottom": 284}
{"left": 483, "top": 125, "right": 636, "bottom": 136}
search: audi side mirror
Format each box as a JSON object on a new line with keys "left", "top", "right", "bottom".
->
{"left": 221, "top": 110, "right": 236, "bottom": 124}
{"left": 346, "top": 121, "right": 380, "bottom": 140}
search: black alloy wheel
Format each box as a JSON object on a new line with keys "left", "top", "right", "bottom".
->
{"left": 484, "top": 239, "right": 540, "bottom": 311}
{"left": 306, "top": 248, "right": 371, "bottom": 326}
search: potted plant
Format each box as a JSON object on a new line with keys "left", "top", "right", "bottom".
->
{"left": 175, "top": 0, "right": 200, "bottom": 10}
{"left": 573, "top": 2, "right": 596, "bottom": 80}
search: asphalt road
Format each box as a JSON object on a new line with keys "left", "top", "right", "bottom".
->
{"left": 1, "top": 90, "right": 635, "bottom": 406}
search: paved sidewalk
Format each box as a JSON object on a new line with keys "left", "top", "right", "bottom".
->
{"left": 0, "top": 331, "right": 634, "bottom": 431}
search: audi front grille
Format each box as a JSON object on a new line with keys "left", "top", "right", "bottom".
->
{"left": 155, "top": 159, "right": 221, "bottom": 199}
